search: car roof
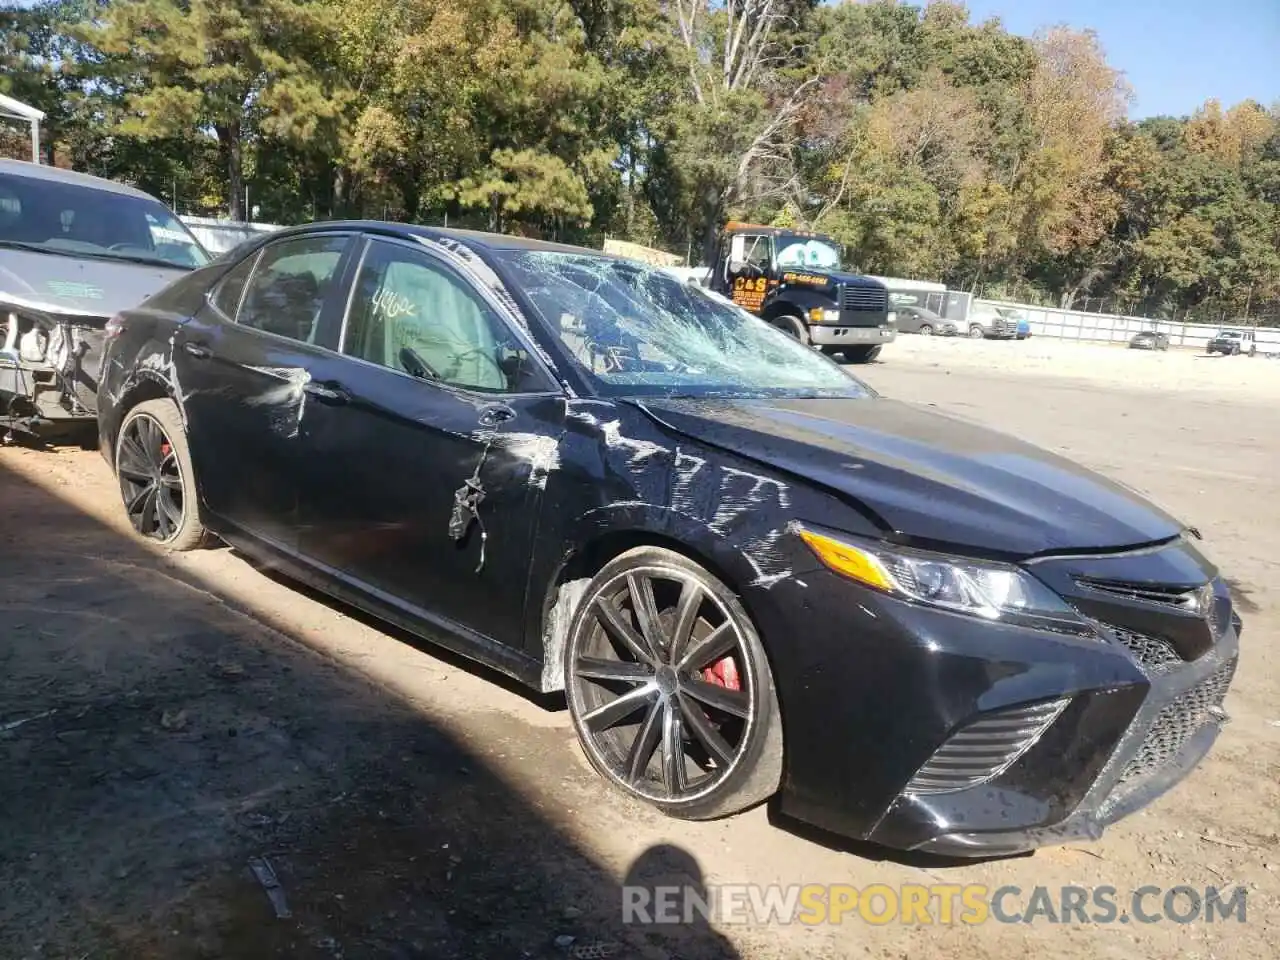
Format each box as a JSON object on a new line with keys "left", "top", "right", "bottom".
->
{"left": 0, "top": 158, "right": 159, "bottom": 200}
{"left": 260, "top": 219, "right": 626, "bottom": 260}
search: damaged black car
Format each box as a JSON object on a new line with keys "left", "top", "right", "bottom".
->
{"left": 0, "top": 159, "right": 210, "bottom": 443}
{"left": 97, "top": 222, "right": 1241, "bottom": 856}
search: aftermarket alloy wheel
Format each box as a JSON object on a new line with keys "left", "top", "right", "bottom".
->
{"left": 565, "top": 547, "right": 783, "bottom": 820}
{"left": 115, "top": 398, "right": 206, "bottom": 551}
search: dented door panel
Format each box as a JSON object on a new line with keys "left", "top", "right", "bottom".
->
{"left": 175, "top": 314, "right": 330, "bottom": 548}
{"left": 293, "top": 353, "right": 565, "bottom": 649}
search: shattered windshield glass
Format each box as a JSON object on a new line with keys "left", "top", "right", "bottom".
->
{"left": 497, "top": 251, "right": 871, "bottom": 399}
{"left": 0, "top": 172, "right": 210, "bottom": 270}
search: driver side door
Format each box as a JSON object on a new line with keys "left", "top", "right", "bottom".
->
{"left": 725, "top": 233, "right": 773, "bottom": 314}
{"left": 293, "top": 236, "right": 566, "bottom": 651}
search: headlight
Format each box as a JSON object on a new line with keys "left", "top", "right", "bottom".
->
{"left": 798, "top": 527, "right": 1095, "bottom": 635}
{"left": 887, "top": 311, "right": 897, "bottom": 324}
{"left": 809, "top": 307, "right": 842, "bottom": 324}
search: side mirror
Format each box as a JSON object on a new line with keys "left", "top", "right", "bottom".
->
{"left": 498, "top": 347, "right": 531, "bottom": 388}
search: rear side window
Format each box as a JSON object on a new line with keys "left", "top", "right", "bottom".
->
{"left": 212, "top": 252, "right": 258, "bottom": 319}
{"left": 237, "top": 235, "right": 348, "bottom": 344}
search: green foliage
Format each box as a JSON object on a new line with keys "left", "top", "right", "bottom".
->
{"left": 2, "top": 0, "right": 1276, "bottom": 321}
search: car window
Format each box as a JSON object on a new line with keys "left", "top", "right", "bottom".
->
{"left": 0, "top": 171, "right": 209, "bottom": 269}
{"left": 728, "top": 234, "right": 771, "bottom": 269}
{"left": 237, "top": 235, "right": 348, "bottom": 344}
{"left": 342, "top": 241, "right": 537, "bottom": 394}
{"left": 497, "top": 250, "right": 870, "bottom": 399}
{"left": 211, "top": 251, "right": 259, "bottom": 319}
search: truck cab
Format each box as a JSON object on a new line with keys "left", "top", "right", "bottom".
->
{"left": 709, "top": 222, "right": 895, "bottom": 362}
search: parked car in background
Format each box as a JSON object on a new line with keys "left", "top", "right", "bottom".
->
{"left": 0, "top": 159, "right": 210, "bottom": 443}
{"left": 1009, "top": 310, "right": 1031, "bottom": 339}
{"left": 895, "top": 305, "right": 957, "bottom": 336}
{"left": 98, "top": 220, "right": 1241, "bottom": 857}
{"left": 1129, "top": 331, "right": 1170, "bottom": 351}
{"left": 1206, "top": 329, "right": 1256, "bottom": 356}
{"left": 964, "top": 305, "right": 1020, "bottom": 339}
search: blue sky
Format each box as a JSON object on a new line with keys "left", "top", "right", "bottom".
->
{"left": 961, "top": 0, "right": 1279, "bottom": 118}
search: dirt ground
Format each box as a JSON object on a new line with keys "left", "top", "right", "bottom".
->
{"left": 1, "top": 337, "right": 1277, "bottom": 959}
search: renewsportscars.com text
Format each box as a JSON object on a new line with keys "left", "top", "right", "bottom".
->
{"left": 621, "top": 883, "right": 1248, "bottom": 926}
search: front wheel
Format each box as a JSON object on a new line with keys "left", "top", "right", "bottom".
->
{"left": 918, "top": 324, "right": 933, "bottom": 336}
{"left": 772, "top": 313, "right": 811, "bottom": 347}
{"left": 565, "top": 547, "right": 784, "bottom": 821}
{"left": 114, "top": 398, "right": 206, "bottom": 551}
{"left": 843, "top": 344, "right": 882, "bottom": 363}
{"left": 968, "top": 325, "right": 985, "bottom": 339}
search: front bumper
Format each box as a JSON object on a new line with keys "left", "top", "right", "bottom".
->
{"left": 755, "top": 545, "right": 1240, "bottom": 856}
{"left": 877, "top": 624, "right": 1237, "bottom": 856}
{"left": 810, "top": 324, "right": 896, "bottom": 347}
{"left": 1, "top": 313, "right": 104, "bottom": 440}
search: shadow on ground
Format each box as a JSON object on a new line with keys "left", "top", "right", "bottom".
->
{"left": 0, "top": 456, "right": 740, "bottom": 959}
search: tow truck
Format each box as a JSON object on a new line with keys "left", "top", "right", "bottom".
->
{"left": 708, "top": 222, "right": 895, "bottom": 363}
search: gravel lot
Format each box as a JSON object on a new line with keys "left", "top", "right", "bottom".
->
{"left": 1, "top": 336, "right": 1277, "bottom": 959}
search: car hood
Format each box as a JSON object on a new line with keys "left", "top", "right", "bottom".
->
{"left": 635, "top": 397, "right": 1184, "bottom": 557}
{"left": 0, "top": 247, "right": 189, "bottom": 325}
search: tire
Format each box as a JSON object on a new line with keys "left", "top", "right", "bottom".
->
{"left": 844, "top": 344, "right": 882, "bottom": 363}
{"left": 114, "top": 398, "right": 207, "bottom": 551}
{"left": 968, "top": 325, "right": 984, "bottom": 339}
{"left": 564, "top": 546, "right": 784, "bottom": 821}
{"left": 918, "top": 324, "right": 933, "bottom": 336}
{"left": 772, "top": 313, "right": 811, "bottom": 347}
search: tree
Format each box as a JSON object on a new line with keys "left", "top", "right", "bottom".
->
{"left": 85, "top": 0, "right": 346, "bottom": 220}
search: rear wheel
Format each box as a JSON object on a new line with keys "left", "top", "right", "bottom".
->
{"left": 114, "top": 398, "right": 206, "bottom": 551}
{"left": 565, "top": 547, "right": 783, "bottom": 821}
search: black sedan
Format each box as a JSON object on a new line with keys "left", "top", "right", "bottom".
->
{"left": 97, "top": 222, "right": 1240, "bottom": 856}
{"left": 1129, "top": 331, "right": 1170, "bottom": 351}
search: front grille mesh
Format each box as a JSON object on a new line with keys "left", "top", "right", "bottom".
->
{"left": 1117, "top": 657, "right": 1236, "bottom": 785}
{"left": 1109, "top": 627, "right": 1183, "bottom": 674}
{"left": 904, "top": 698, "right": 1070, "bottom": 795}
{"left": 842, "top": 286, "right": 888, "bottom": 312}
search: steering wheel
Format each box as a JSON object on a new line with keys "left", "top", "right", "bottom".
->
{"left": 399, "top": 346, "right": 440, "bottom": 380}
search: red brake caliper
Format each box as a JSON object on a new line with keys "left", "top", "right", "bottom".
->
{"left": 701, "top": 656, "right": 741, "bottom": 692}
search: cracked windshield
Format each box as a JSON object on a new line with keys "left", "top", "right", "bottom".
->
{"left": 498, "top": 251, "right": 870, "bottom": 399}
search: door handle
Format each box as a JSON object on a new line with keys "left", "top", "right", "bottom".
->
{"left": 477, "top": 403, "right": 516, "bottom": 427}
{"left": 302, "top": 381, "right": 350, "bottom": 404}
{"left": 183, "top": 341, "right": 212, "bottom": 360}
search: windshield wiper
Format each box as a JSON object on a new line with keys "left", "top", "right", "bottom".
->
{"left": 0, "top": 239, "right": 194, "bottom": 271}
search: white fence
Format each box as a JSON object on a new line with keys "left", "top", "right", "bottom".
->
{"left": 974, "top": 298, "right": 1280, "bottom": 352}
{"left": 180, "top": 215, "right": 283, "bottom": 255}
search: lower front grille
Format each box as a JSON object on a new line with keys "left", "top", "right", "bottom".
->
{"left": 1117, "top": 657, "right": 1236, "bottom": 785}
{"left": 1109, "top": 627, "right": 1183, "bottom": 674}
{"left": 904, "top": 698, "right": 1070, "bottom": 795}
